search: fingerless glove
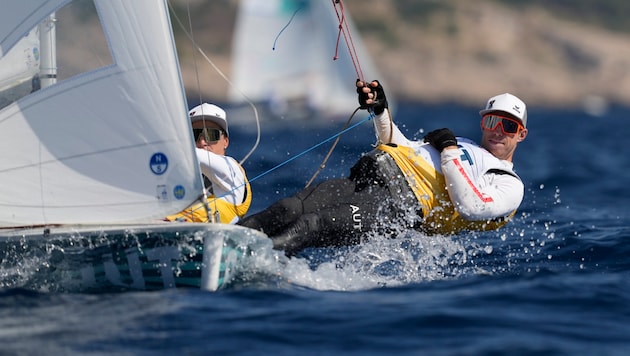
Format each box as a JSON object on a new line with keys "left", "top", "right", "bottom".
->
{"left": 356, "top": 79, "right": 389, "bottom": 115}
{"left": 423, "top": 128, "right": 458, "bottom": 152}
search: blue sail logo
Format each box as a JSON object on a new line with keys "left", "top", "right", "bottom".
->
{"left": 149, "top": 153, "right": 168, "bottom": 175}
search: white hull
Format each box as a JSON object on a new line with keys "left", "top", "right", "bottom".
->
{"left": 0, "top": 223, "right": 269, "bottom": 292}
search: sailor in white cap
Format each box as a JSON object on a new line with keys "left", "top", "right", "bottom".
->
{"left": 240, "top": 81, "right": 528, "bottom": 256}
{"left": 167, "top": 103, "right": 251, "bottom": 224}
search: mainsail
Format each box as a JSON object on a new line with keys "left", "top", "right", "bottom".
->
{"left": 0, "top": 0, "right": 203, "bottom": 226}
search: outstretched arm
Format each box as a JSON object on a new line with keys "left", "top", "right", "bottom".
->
{"left": 356, "top": 79, "right": 410, "bottom": 146}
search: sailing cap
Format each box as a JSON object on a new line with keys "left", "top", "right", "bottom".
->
{"left": 189, "top": 103, "right": 229, "bottom": 136}
{"left": 479, "top": 93, "right": 527, "bottom": 127}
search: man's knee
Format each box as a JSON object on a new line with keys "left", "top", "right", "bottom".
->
{"left": 271, "top": 196, "right": 304, "bottom": 220}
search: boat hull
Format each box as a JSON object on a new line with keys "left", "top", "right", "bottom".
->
{"left": 0, "top": 223, "right": 269, "bottom": 293}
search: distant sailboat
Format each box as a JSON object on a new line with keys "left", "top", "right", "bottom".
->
{"left": 228, "top": 0, "right": 386, "bottom": 123}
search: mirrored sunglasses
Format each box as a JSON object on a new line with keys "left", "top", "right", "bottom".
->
{"left": 193, "top": 127, "right": 223, "bottom": 142}
{"left": 481, "top": 114, "right": 523, "bottom": 134}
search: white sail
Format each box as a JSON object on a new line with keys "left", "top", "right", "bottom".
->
{"left": 229, "top": 0, "right": 384, "bottom": 120}
{"left": 0, "top": 0, "right": 203, "bottom": 226}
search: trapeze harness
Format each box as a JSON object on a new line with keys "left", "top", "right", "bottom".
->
{"left": 165, "top": 166, "right": 251, "bottom": 224}
{"left": 375, "top": 142, "right": 519, "bottom": 234}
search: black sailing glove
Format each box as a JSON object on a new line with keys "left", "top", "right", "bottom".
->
{"left": 356, "top": 79, "right": 389, "bottom": 115}
{"left": 423, "top": 128, "right": 458, "bottom": 152}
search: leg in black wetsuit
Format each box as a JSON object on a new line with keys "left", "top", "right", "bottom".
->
{"left": 238, "top": 154, "right": 419, "bottom": 256}
{"left": 239, "top": 178, "right": 391, "bottom": 256}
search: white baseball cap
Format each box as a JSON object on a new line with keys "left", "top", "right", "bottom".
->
{"left": 189, "top": 103, "right": 229, "bottom": 136}
{"left": 479, "top": 93, "right": 527, "bottom": 127}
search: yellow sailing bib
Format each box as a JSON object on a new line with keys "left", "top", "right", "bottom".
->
{"left": 165, "top": 170, "right": 252, "bottom": 224}
{"left": 377, "top": 144, "right": 514, "bottom": 234}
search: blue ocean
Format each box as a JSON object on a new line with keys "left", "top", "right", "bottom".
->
{"left": 2, "top": 102, "right": 629, "bottom": 355}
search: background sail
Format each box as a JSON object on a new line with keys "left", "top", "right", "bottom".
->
{"left": 0, "top": 0, "right": 202, "bottom": 226}
{"left": 228, "top": 0, "right": 385, "bottom": 121}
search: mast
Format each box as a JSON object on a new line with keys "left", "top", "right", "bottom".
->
{"left": 38, "top": 13, "right": 57, "bottom": 88}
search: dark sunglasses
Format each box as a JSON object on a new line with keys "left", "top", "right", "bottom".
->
{"left": 481, "top": 114, "right": 523, "bottom": 134}
{"left": 193, "top": 128, "right": 223, "bottom": 142}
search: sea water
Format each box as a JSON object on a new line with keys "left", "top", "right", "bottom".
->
{"left": 1, "top": 102, "right": 629, "bottom": 355}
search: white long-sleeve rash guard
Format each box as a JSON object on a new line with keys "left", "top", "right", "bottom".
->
{"left": 372, "top": 109, "right": 524, "bottom": 221}
{"left": 195, "top": 148, "right": 247, "bottom": 205}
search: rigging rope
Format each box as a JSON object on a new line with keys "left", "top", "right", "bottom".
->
{"left": 303, "top": 0, "right": 378, "bottom": 188}
{"left": 332, "top": 0, "right": 365, "bottom": 82}
{"left": 331, "top": 1, "right": 395, "bottom": 151}
{"left": 245, "top": 112, "right": 374, "bottom": 188}
{"left": 272, "top": 3, "right": 305, "bottom": 51}
{"left": 167, "top": 1, "right": 261, "bottom": 166}
{"left": 304, "top": 107, "right": 360, "bottom": 187}
{"left": 177, "top": 1, "right": 216, "bottom": 221}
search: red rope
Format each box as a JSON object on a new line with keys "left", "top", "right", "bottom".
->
{"left": 332, "top": 0, "right": 365, "bottom": 82}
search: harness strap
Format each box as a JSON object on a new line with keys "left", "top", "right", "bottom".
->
{"left": 368, "top": 145, "right": 417, "bottom": 208}
{"left": 352, "top": 144, "right": 423, "bottom": 228}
